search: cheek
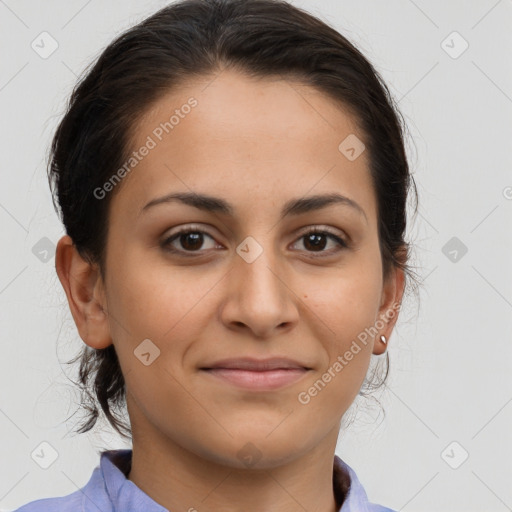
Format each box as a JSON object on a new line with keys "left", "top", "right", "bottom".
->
{"left": 298, "top": 285, "right": 377, "bottom": 417}
{"left": 105, "top": 262, "right": 212, "bottom": 428}
{"left": 306, "top": 266, "right": 382, "bottom": 343}
{"left": 300, "top": 261, "right": 382, "bottom": 394}
{"left": 108, "top": 243, "right": 183, "bottom": 320}
{"left": 105, "top": 248, "right": 219, "bottom": 364}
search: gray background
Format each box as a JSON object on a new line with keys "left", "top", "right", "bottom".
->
{"left": 1, "top": 1, "right": 511, "bottom": 511}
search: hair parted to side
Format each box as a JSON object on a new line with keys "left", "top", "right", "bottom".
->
{"left": 49, "top": 0, "right": 420, "bottom": 441}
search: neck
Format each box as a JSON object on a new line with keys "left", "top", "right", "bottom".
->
{"left": 127, "top": 429, "right": 342, "bottom": 512}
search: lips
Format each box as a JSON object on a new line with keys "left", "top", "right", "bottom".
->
{"left": 200, "top": 357, "right": 311, "bottom": 371}
{"left": 199, "top": 357, "right": 312, "bottom": 391}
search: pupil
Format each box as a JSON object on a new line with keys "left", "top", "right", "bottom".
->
{"left": 305, "top": 233, "right": 326, "bottom": 251}
{"left": 181, "top": 233, "right": 202, "bottom": 250}
{"left": 178, "top": 232, "right": 327, "bottom": 252}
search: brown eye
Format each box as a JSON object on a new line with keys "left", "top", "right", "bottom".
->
{"left": 292, "top": 228, "right": 348, "bottom": 257}
{"left": 160, "top": 225, "right": 348, "bottom": 258}
{"left": 161, "top": 226, "right": 218, "bottom": 255}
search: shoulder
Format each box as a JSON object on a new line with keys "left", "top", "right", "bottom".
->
{"left": 12, "top": 492, "right": 83, "bottom": 511}
{"left": 367, "top": 505, "right": 397, "bottom": 512}
{"left": 334, "top": 455, "right": 396, "bottom": 512}
{"left": 12, "top": 450, "right": 116, "bottom": 512}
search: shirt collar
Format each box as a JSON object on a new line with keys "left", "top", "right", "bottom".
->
{"left": 95, "top": 449, "right": 378, "bottom": 512}
{"left": 334, "top": 455, "right": 374, "bottom": 512}
{"left": 99, "top": 449, "right": 167, "bottom": 511}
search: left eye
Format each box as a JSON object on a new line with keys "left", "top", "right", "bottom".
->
{"left": 161, "top": 226, "right": 348, "bottom": 257}
{"left": 292, "top": 229, "right": 348, "bottom": 255}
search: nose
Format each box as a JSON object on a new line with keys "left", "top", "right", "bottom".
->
{"left": 219, "top": 241, "right": 299, "bottom": 339}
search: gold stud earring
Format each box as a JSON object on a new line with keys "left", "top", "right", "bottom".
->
{"left": 380, "top": 335, "right": 387, "bottom": 345}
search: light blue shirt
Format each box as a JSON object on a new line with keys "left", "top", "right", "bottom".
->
{"left": 14, "top": 449, "right": 395, "bottom": 511}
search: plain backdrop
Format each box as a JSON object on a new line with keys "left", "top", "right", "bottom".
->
{"left": 1, "top": 1, "right": 511, "bottom": 511}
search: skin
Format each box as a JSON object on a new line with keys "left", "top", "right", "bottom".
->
{"left": 55, "top": 68, "right": 405, "bottom": 512}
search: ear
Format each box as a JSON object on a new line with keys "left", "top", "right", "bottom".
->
{"left": 55, "top": 235, "right": 112, "bottom": 349}
{"left": 372, "top": 263, "right": 405, "bottom": 356}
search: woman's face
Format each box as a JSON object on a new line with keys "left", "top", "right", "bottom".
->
{"left": 72, "top": 69, "right": 403, "bottom": 467}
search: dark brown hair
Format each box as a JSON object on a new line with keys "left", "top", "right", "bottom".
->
{"left": 50, "top": 0, "right": 419, "bottom": 441}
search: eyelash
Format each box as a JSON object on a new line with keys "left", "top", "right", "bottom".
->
{"left": 160, "top": 225, "right": 349, "bottom": 258}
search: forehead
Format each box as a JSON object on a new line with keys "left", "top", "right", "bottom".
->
{"left": 112, "top": 68, "right": 376, "bottom": 225}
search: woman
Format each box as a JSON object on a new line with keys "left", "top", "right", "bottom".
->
{"left": 16, "top": 0, "right": 418, "bottom": 510}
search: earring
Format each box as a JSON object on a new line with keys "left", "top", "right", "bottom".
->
{"left": 380, "top": 335, "right": 387, "bottom": 345}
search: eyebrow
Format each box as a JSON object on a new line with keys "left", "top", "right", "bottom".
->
{"left": 140, "top": 191, "right": 367, "bottom": 224}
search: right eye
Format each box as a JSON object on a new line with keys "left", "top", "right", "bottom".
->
{"left": 160, "top": 225, "right": 221, "bottom": 256}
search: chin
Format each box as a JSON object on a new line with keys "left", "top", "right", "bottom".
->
{"left": 197, "top": 433, "right": 307, "bottom": 470}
